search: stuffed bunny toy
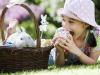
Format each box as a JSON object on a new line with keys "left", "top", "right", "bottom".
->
{"left": 4, "top": 27, "right": 35, "bottom": 48}
{"left": 39, "top": 15, "right": 48, "bottom": 32}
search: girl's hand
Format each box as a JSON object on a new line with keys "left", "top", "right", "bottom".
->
{"left": 58, "top": 33, "right": 80, "bottom": 55}
{"left": 52, "top": 36, "right": 68, "bottom": 54}
{"left": 52, "top": 37, "right": 64, "bottom": 52}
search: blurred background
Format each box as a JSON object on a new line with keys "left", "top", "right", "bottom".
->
{"left": 0, "top": 0, "right": 100, "bottom": 39}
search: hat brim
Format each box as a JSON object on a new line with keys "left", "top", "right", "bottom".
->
{"left": 57, "top": 8, "right": 100, "bottom": 29}
{"left": 57, "top": 8, "right": 81, "bottom": 21}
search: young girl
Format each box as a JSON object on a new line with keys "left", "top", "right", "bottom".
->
{"left": 49, "top": 0, "right": 100, "bottom": 66}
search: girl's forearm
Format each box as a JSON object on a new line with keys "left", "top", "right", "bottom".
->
{"left": 55, "top": 50, "right": 65, "bottom": 66}
{"left": 75, "top": 48, "right": 96, "bottom": 64}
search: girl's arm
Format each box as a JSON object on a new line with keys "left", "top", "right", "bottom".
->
{"left": 58, "top": 35, "right": 100, "bottom": 65}
{"left": 72, "top": 47, "right": 100, "bottom": 64}
{"left": 52, "top": 37, "right": 66, "bottom": 66}
{"left": 55, "top": 45, "right": 65, "bottom": 66}
{"left": 56, "top": 43, "right": 100, "bottom": 65}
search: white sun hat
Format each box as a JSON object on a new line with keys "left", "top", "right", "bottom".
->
{"left": 58, "top": 0, "right": 100, "bottom": 28}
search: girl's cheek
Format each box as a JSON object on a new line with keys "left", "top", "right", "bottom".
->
{"left": 61, "top": 21, "right": 65, "bottom": 27}
{"left": 62, "top": 22, "right": 70, "bottom": 30}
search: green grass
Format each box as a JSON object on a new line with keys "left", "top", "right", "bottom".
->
{"left": 0, "top": 60, "right": 100, "bottom": 75}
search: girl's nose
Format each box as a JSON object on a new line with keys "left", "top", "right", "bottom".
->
{"left": 61, "top": 21, "right": 66, "bottom": 27}
{"left": 62, "top": 21, "right": 70, "bottom": 29}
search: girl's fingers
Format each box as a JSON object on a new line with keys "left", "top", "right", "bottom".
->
{"left": 52, "top": 34, "right": 73, "bottom": 48}
{"left": 52, "top": 37, "right": 58, "bottom": 44}
{"left": 60, "top": 39, "right": 68, "bottom": 45}
{"left": 54, "top": 38, "right": 61, "bottom": 46}
{"left": 65, "top": 36, "right": 70, "bottom": 43}
{"left": 65, "top": 34, "right": 73, "bottom": 43}
{"left": 67, "top": 33, "right": 73, "bottom": 40}
{"left": 52, "top": 36, "right": 64, "bottom": 45}
{"left": 59, "top": 43, "right": 68, "bottom": 50}
{"left": 52, "top": 37, "right": 60, "bottom": 45}
{"left": 66, "top": 34, "right": 71, "bottom": 40}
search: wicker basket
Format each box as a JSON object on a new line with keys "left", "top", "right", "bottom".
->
{"left": 0, "top": 4, "right": 53, "bottom": 72}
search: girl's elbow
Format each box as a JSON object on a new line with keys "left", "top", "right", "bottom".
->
{"left": 86, "top": 60, "right": 96, "bottom": 65}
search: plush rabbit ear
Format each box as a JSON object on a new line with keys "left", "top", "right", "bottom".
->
{"left": 41, "top": 15, "right": 47, "bottom": 21}
{"left": 43, "top": 15, "right": 47, "bottom": 21}
{"left": 44, "top": 15, "right": 47, "bottom": 20}
{"left": 41, "top": 15, "right": 44, "bottom": 19}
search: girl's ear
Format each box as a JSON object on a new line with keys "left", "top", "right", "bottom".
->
{"left": 83, "top": 23, "right": 90, "bottom": 30}
{"left": 86, "top": 24, "right": 89, "bottom": 28}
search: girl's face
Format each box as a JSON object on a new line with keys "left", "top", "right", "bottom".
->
{"left": 61, "top": 16, "right": 89, "bottom": 39}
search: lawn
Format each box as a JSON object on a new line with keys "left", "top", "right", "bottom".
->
{"left": 0, "top": 58, "right": 100, "bottom": 75}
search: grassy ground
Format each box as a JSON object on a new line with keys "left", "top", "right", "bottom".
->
{"left": 0, "top": 59, "right": 100, "bottom": 75}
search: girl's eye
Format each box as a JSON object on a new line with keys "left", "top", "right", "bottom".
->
{"left": 62, "top": 18, "right": 65, "bottom": 22}
{"left": 68, "top": 20, "right": 74, "bottom": 24}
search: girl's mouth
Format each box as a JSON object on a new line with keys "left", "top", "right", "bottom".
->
{"left": 70, "top": 31, "right": 74, "bottom": 36}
